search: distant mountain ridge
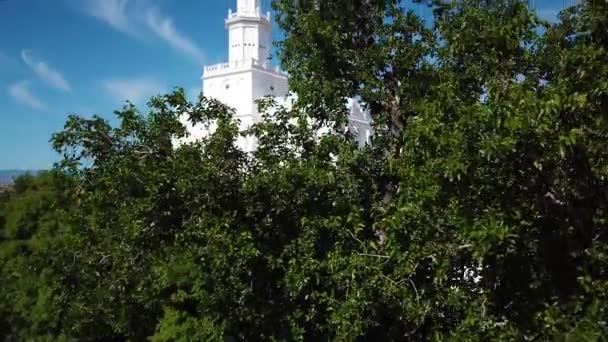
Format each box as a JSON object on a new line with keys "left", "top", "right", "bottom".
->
{"left": 0, "top": 170, "right": 44, "bottom": 185}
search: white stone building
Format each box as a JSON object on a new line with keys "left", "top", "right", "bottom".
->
{"left": 182, "top": 0, "right": 372, "bottom": 151}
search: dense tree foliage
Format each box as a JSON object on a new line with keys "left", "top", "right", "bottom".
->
{"left": 1, "top": 0, "right": 607, "bottom": 340}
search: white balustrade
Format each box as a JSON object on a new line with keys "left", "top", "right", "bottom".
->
{"left": 203, "top": 58, "right": 288, "bottom": 77}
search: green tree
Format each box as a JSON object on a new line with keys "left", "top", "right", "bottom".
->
{"left": 0, "top": 171, "right": 77, "bottom": 341}
{"left": 1, "top": 0, "right": 607, "bottom": 340}
{"left": 274, "top": 0, "right": 608, "bottom": 339}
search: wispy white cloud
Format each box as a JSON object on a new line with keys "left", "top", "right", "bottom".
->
{"left": 103, "top": 77, "right": 166, "bottom": 104}
{"left": 82, "top": 0, "right": 136, "bottom": 36}
{"left": 80, "top": 0, "right": 204, "bottom": 62}
{"left": 145, "top": 8, "right": 205, "bottom": 61}
{"left": 20, "top": 50, "right": 71, "bottom": 92}
{"left": 8, "top": 80, "right": 47, "bottom": 111}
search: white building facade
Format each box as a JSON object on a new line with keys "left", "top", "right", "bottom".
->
{"left": 183, "top": 0, "right": 372, "bottom": 151}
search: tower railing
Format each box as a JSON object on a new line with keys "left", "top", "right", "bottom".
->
{"left": 203, "top": 58, "right": 288, "bottom": 77}
{"left": 227, "top": 8, "right": 271, "bottom": 20}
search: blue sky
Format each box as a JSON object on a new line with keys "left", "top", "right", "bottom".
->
{"left": 0, "top": 0, "right": 574, "bottom": 170}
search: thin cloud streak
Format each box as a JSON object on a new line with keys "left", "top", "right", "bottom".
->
{"left": 8, "top": 80, "right": 47, "bottom": 111}
{"left": 21, "top": 50, "right": 71, "bottom": 92}
{"left": 83, "top": 0, "right": 136, "bottom": 36}
{"left": 145, "top": 8, "right": 205, "bottom": 62}
{"left": 81, "top": 0, "right": 204, "bottom": 62}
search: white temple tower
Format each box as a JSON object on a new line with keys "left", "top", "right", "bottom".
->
{"left": 194, "top": 0, "right": 288, "bottom": 151}
{"left": 182, "top": 0, "right": 372, "bottom": 151}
